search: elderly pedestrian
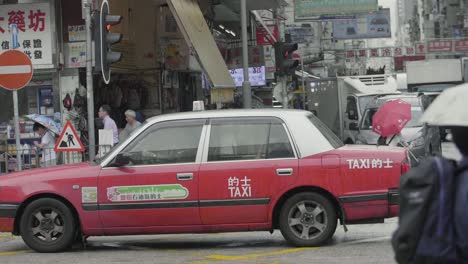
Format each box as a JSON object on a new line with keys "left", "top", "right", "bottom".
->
{"left": 119, "top": 109, "right": 142, "bottom": 142}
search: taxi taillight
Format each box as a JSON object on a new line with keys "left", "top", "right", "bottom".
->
{"left": 401, "top": 156, "right": 411, "bottom": 175}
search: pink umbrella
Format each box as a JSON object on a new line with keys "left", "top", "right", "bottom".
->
{"left": 372, "top": 99, "right": 412, "bottom": 137}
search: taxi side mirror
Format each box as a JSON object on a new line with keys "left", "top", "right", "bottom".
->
{"left": 114, "top": 153, "right": 130, "bottom": 167}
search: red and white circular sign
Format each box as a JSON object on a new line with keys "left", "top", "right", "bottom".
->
{"left": 0, "top": 50, "right": 34, "bottom": 90}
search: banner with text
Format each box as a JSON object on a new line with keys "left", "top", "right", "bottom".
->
{"left": 344, "top": 40, "right": 468, "bottom": 60}
{"left": 294, "top": 0, "right": 378, "bottom": 20}
{"left": 0, "top": 3, "right": 54, "bottom": 67}
{"left": 333, "top": 9, "right": 391, "bottom": 39}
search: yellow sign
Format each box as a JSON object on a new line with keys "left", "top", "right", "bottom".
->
{"left": 211, "top": 89, "right": 234, "bottom": 104}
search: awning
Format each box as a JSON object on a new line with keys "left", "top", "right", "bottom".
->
{"left": 168, "top": 0, "right": 235, "bottom": 89}
{"left": 214, "top": 0, "right": 287, "bottom": 22}
{"left": 219, "top": 0, "right": 286, "bottom": 13}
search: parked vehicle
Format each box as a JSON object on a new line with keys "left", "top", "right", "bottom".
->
{"left": 0, "top": 109, "right": 410, "bottom": 253}
{"left": 406, "top": 59, "right": 463, "bottom": 92}
{"left": 416, "top": 84, "right": 457, "bottom": 141}
{"left": 404, "top": 60, "right": 462, "bottom": 131}
{"left": 356, "top": 93, "right": 441, "bottom": 165}
{"left": 308, "top": 74, "right": 400, "bottom": 144}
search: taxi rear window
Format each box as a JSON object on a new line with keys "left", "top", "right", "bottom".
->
{"left": 307, "top": 114, "right": 344, "bottom": 149}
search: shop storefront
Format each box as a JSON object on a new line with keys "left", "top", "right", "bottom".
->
{"left": 0, "top": 1, "right": 60, "bottom": 172}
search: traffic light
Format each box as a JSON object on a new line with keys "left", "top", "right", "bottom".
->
{"left": 94, "top": 0, "right": 122, "bottom": 84}
{"left": 274, "top": 41, "right": 299, "bottom": 76}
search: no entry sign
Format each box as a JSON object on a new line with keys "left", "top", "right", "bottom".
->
{"left": 0, "top": 50, "right": 34, "bottom": 90}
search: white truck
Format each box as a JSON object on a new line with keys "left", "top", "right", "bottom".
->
{"left": 308, "top": 74, "right": 399, "bottom": 143}
{"left": 406, "top": 59, "right": 463, "bottom": 92}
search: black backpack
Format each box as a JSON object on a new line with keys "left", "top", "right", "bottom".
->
{"left": 73, "top": 88, "right": 86, "bottom": 109}
{"left": 392, "top": 157, "right": 468, "bottom": 264}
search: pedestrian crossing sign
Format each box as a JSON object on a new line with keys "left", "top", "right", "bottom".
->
{"left": 54, "top": 120, "right": 85, "bottom": 152}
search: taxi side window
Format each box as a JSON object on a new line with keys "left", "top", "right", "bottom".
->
{"left": 119, "top": 124, "right": 203, "bottom": 166}
{"left": 208, "top": 120, "right": 294, "bottom": 162}
{"left": 267, "top": 124, "right": 294, "bottom": 159}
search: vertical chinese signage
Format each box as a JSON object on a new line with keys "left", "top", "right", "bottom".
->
{"left": 256, "top": 25, "right": 278, "bottom": 46}
{"left": 0, "top": 3, "right": 53, "bottom": 66}
{"left": 226, "top": 46, "right": 265, "bottom": 69}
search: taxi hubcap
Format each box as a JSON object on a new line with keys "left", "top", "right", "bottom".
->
{"left": 288, "top": 201, "right": 327, "bottom": 240}
{"left": 31, "top": 209, "right": 64, "bottom": 242}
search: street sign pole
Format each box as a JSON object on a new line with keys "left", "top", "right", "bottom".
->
{"left": 9, "top": 24, "right": 24, "bottom": 171}
{"left": 12, "top": 90, "right": 22, "bottom": 171}
{"left": 83, "top": 0, "right": 96, "bottom": 161}
{"left": 0, "top": 49, "right": 33, "bottom": 172}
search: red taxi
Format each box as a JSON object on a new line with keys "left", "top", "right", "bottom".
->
{"left": 0, "top": 109, "right": 409, "bottom": 252}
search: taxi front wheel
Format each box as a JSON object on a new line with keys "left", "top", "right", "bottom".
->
{"left": 279, "top": 192, "right": 337, "bottom": 247}
{"left": 19, "top": 198, "right": 76, "bottom": 253}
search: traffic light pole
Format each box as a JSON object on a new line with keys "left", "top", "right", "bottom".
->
{"left": 241, "top": 0, "right": 251, "bottom": 109}
{"left": 276, "top": 7, "right": 288, "bottom": 109}
{"left": 301, "top": 52, "right": 306, "bottom": 110}
{"left": 83, "top": 0, "right": 96, "bottom": 161}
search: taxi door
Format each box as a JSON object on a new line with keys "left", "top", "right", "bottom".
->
{"left": 97, "top": 119, "right": 206, "bottom": 228}
{"left": 198, "top": 117, "right": 299, "bottom": 225}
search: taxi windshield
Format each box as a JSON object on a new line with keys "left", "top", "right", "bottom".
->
{"left": 94, "top": 121, "right": 148, "bottom": 164}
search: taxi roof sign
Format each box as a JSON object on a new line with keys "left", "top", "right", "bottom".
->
{"left": 54, "top": 121, "right": 85, "bottom": 152}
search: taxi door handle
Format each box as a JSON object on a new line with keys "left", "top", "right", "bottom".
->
{"left": 177, "top": 173, "right": 194, "bottom": 181}
{"left": 276, "top": 168, "right": 293, "bottom": 176}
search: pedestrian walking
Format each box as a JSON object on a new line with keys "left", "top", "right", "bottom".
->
{"left": 451, "top": 126, "right": 468, "bottom": 260}
{"left": 98, "top": 104, "right": 119, "bottom": 145}
{"left": 392, "top": 83, "right": 468, "bottom": 263}
{"left": 33, "top": 122, "right": 57, "bottom": 167}
{"left": 119, "top": 109, "right": 141, "bottom": 142}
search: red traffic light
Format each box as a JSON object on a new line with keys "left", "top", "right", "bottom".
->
{"left": 282, "top": 43, "right": 298, "bottom": 58}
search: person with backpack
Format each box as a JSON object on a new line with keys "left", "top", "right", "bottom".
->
{"left": 392, "top": 126, "right": 468, "bottom": 264}
{"left": 452, "top": 126, "right": 468, "bottom": 260}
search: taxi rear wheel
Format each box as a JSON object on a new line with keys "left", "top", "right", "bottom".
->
{"left": 279, "top": 192, "right": 337, "bottom": 247}
{"left": 19, "top": 198, "right": 76, "bottom": 253}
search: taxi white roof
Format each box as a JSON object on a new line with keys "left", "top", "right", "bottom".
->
{"left": 146, "top": 109, "right": 312, "bottom": 123}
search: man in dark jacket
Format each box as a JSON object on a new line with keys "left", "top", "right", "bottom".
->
{"left": 451, "top": 127, "right": 468, "bottom": 258}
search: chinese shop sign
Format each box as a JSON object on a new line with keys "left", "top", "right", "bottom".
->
{"left": 0, "top": 3, "right": 53, "bottom": 66}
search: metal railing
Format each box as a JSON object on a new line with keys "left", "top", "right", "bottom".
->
{"left": 0, "top": 144, "right": 113, "bottom": 175}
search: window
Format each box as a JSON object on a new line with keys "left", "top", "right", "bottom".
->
{"left": 307, "top": 115, "right": 344, "bottom": 149}
{"left": 208, "top": 119, "right": 294, "bottom": 162}
{"left": 117, "top": 122, "right": 203, "bottom": 166}
{"left": 346, "top": 97, "right": 358, "bottom": 120}
{"left": 267, "top": 124, "right": 294, "bottom": 159}
{"left": 360, "top": 108, "right": 378, "bottom": 130}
